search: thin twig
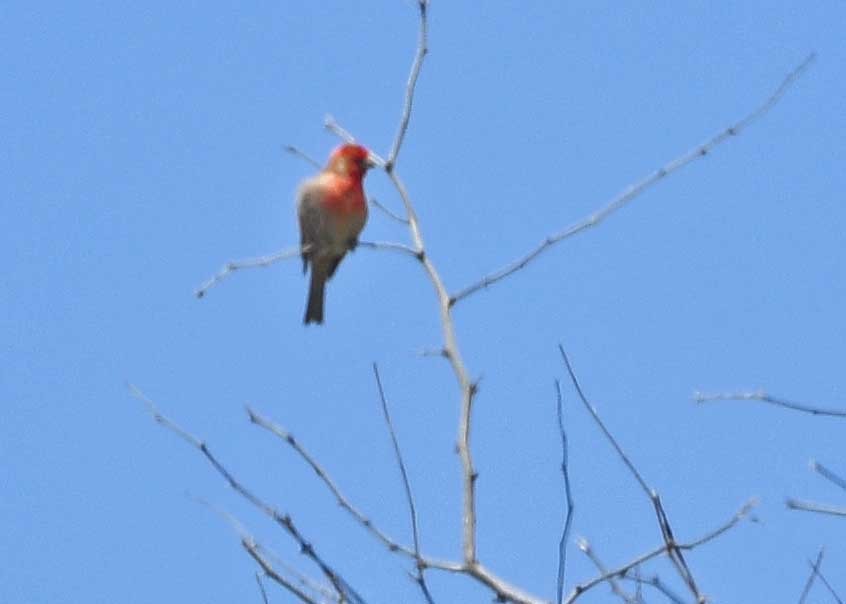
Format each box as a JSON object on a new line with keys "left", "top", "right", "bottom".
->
{"left": 386, "top": 0, "right": 429, "bottom": 169}
{"left": 256, "top": 572, "right": 270, "bottom": 604}
{"left": 260, "top": 548, "right": 341, "bottom": 604}
{"left": 285, "top": 145, "right": 322, "bottom": 170}
{"left": 370, "top": 197, "right": 409, "bottom": 224}
{"left": 355, "top": 240, "right": 419, "bottom": 257}
{"left": 131, "top": 386, "right": 364, "bottom": 604}
{"left": 324, "top": 115, "right": 356, "bottom": 144}
{"left": 195, "top": 246, "right": 307, "bottom": 299}
{"left": 811, "top": 460, "right": 846, "bottom": 492}
{"left": 576, "top": 538, "right": 635, "bottom": 603}
{"left": 246, "top": 409, "right": 542, "bottom": 604}
{"left": 191, "top": 494, "right": 336, "bottom": 604}
{"left": 558, "top": 346, "right": 650, "bottom": 497}
{"left": 693, "top": 390, "right": 846, "bottom": 418}
{"left": 620, "top": 575, "right": 686, "bottom": 604}
{"left": 559, "top": 346, "right": 706, "bottom": 602}
{"left": 808, "top": 558, "right": 844, "bottom": 604}
{"left": 786, "top": 498, "right": 846, "bottom": 517}
{"left": 195, "top": 240, "right": 417, "bottom": 299}
{"left": 564, "top": 500, "right": 755, "bottom": 604}
{"left": 451, "top": 53, "right": 816, "bottom": 305}
{"left": 245, "top": 406, "right": 418, "bottom": 559}
{"left": 372, "top": 363, "right": 434, "bottom": 604}
{"left": 798, "top": 548, "right": 825, "bottom": 604}
{"left": 555, "top": 381, "right": 576, "bottom": 604}
{"left": 245, "top": 539, "right": 322, "bottom": 604}
{"left": 683, "top": 498, "right": 758, "bottom": 549}
{"left": 652, "top": 496, "right": 702, "bottom": 601}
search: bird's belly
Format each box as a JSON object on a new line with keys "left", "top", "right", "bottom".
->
{"left": 322, "top": 208, "right": 366, "bottom": 252}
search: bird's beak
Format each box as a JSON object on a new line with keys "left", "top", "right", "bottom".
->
{"left": 364, "top": 155, "right": 380, "bottom": 170}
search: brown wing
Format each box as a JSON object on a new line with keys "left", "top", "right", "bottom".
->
{"left": 296, "top": 180, "right": 325, "bottom": 274}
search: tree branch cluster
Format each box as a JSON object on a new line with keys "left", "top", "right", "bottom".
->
{"left": 139, "top": 2, "right": 822, "bottom": 602}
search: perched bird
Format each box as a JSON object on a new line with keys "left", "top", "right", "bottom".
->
{"left": 297, "top": 144, "right": 374, "bottom": 324}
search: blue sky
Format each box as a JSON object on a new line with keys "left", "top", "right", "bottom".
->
{"left": 3, "top": 2, "right": 845, "bottom": 603}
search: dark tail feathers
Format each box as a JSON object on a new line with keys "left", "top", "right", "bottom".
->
{"left": 304, "top": 266, "right": 327, "bottom": 325}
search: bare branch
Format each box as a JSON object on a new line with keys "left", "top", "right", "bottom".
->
{"left": 620, "top": 575, "right": 686, "bottom": 604}
{"left": 683, "top": 498, "right": 758, "bottom": 549}
{"left": 259, "top": 548, "right": 342, "bottom": 604}
{"left": 195, "top": 246, "right": 307, "bottom": 299}
{"left": 245, "top": 539, "right": 322, "bottom": 604}
{"left": 451, "top": 53, "right": 816, "bottom": 304}
{"left": 324, "top": 115, "right": 356, "bottom": 144}
{"left": 245, "top": 406, "right": 418, "bottom": 559}
{"left": 694, "top": 390, "right": 846, "bottom": 418}
{"left": 344, "top": 2, "right": 480, "bottom": 571}
{"left": 381, "top": 172, "right": 548, "bottom": 601}
{"left": 557, "top": 347, "right": 650, "bottom": 497}
{"left": 355, "top": 240, "right": 419, "bottom": 257}
{"left": 651, "top": 495, "right": 702, "bottom": 601}
{"left": 576, "top": 538, "right": 636, "bottom": 603}
{"left": 191, "top": 493, "right": 337, "bottom": 604}
{"left": 798, "top": 548, "right": 825, "bottom": 604}
{"left": 567, "top": 544, "right": 667, "bottom": 604}
{"left": 555, "top": 381, "right": 576, "bottom": 604}
{"left": 463, "top": 564, "right": 551, "bottom": 604}
{"left": 372, "top": 364, "right": 434, "bottom": 604}
{"left": 195, "top": 240, "right": 417, "bottom": 299}
{"left": 285, "top": 145, "right": 322, "bottom": 170}
{"left": 564, "top": 500, "right": 755, "bottom": 604}
{"left": 246, "top": 405, "right": 548, "bottom": 604}
{"left": 131, "top": 386, "right": 364, "bottom": 603}
{"left": 370, "top": 197, "right": 409, "bottom": 225}
{"left": 808, "top": 557, "right": 844, "bottom": 604}
{"left": 811, "top": 460, "right": 846, "bottom": 492}
{"left": 386, "top": 0, "right": 429, "bottom": 169}
{"left": 256, "top": 572, "right": 270, "bottom": 604}
{"left": 559, "top": 346, "right": 753, "bottom": 603}
{"left": 786, "top": 498, "right": 846, "bottom": 517}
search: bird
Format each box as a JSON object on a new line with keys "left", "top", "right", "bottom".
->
{"left": 297, "top": 144, "right": 374, "bottom": 324}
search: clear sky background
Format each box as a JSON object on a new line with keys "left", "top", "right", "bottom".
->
{"left": 3, "top": 2, "right": 845, "bottom": 603}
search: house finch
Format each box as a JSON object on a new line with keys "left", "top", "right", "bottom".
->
{"left": 297, "top": 144, "right": 374, "bottom": 324}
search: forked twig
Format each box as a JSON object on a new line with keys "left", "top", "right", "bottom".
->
{"left": 559, "top": 346, "right": 754, "bottom": 603}
{"left": 189, "top": 470, "right": 336, "bottom": 602}
{"left": 808, "top": 556, "right": 844, "bottom": 604}
{"left": 131, "top": 385, "right": 365, "bottom": 604}
{"left": 245, "top": 539, "right": 322, "bottom": 604}
{"left": 245, "top": 406, "right": 418, "bottom": 560}
{"left": 564, "top": 500, "right": 755, "bottom": 603}
{"left": 576, "top": 538, "right": 635, "bottom": 603}
{"left": 798, "top": 548, "right": 825, "bottom": 604}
